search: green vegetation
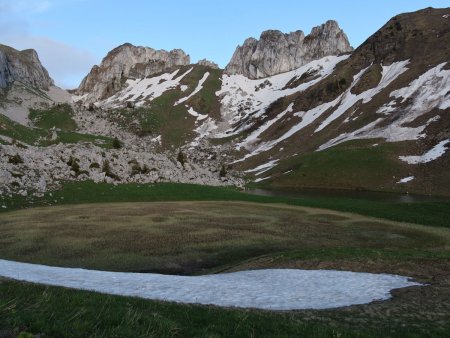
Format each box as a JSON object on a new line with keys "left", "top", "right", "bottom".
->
{"left": 0, "top": 183, "right": 449, "bottom": 337}
{"left": 1, "top": 182, "right": 449, "bottom": 228}
{"left": 0, "top": 114, "right": 114, "bottom": 148}
{"left": 112, "top": 136, "right": 122, "bottom": 149}
{"left": 2, "top": 201, "right": 446, "bottom": 273}
{"left": 1, "top": 279, "right": 448, "bottom": 338}
{"left": 29, "top": 104, "right": 77, "bottom": 131}
{"left": 104, "top": 65, "right": 223, "bottom": 148}
{"left": 258, "top": 141, "right": 409, "bottom": 192}
{"left": 177, "top": 150, "right": 186, "bottom": 167}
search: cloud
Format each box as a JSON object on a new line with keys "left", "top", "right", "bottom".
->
{"left": 0, "top": 0, "right": 97, "bottom": 89}
{"left": 2, "top": 34, "right": 97, "bottom": 89}
{"left": 0, "top": 0, "right": 52, "bottom": 14}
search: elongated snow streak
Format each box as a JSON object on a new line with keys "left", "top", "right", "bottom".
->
{"left": 399, "top": 140, "right": 450, "bottom": 164}
{"left": 175, "top": 72, "right": 210, "bottom": 105}
{"left": 0, "top": 259, "right": 420, "bottom": 311}
{"left": 318, "top": 63, "right": 449, "bottom": 151}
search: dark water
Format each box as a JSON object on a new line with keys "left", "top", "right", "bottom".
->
{"left": 245, "top": 188, "right": 448, "bottom": 203}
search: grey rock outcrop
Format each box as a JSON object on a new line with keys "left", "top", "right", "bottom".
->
{"left": 77, "top": 43, "right": 190, "bottom": 102}
{"left": 197, "top": 59, "right": 219, "bottom": 69}
{"left": 0, "top": 44, "right": 54, "bottom": 91}
{"left": 225, "top": 20, "right": 353, "bottom": 79}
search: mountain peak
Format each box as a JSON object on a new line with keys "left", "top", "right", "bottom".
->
{"left": 0, "top": 44, "right": 54, "bottom": 91}
{"left": 77, "top": 43, "right": 190, "bottom": 102}
{"left": 225, "top": 20, "right": 352, "bottom": 79}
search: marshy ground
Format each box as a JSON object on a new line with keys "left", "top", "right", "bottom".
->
{"left": 0, "top": 200, "right": 449, "bottom": 336}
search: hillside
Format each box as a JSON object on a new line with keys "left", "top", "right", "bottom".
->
{"left": 1, "top": 7, "right": 449, "bottom": 197}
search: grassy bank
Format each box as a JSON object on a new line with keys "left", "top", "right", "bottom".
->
{"left": 2, "top": 279, "right": 448, "bottom": 338}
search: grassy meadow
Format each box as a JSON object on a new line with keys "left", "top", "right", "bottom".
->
{"left": 1, "top": 183, "right": 450, "bottom": 337}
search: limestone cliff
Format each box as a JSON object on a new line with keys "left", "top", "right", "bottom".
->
{"left": 77, "top": 43, "right": 190, "bottom": 102}
{"left": 0, "top": 44, "right": 54, "bottom": 91}
{"left": 225, "top": 20, "right": 352, "bottom": 79}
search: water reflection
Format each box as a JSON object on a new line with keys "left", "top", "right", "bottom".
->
{"left": 246, "top": 188, "right": 447, "bottom": 203}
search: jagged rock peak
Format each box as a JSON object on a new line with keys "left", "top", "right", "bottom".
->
{"left": 225, "top": 20, "right": 353, "bottom": 79}
{"left": 197, "top": 59, "right": 220, "bottom": 69}
{"left": 77, "top": 43, "right": 190, "bottom": 102}
{"left": 0, "top": 44, "right": 54, "bottom": 90}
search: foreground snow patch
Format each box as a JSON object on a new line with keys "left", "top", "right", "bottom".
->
{"left": 0, "top": 259, "right": 420, "bottom": 310}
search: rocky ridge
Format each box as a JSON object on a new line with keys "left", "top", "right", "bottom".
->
{"left": 225, "top": 20, "right": 353, "bottom": 79}
{"left": 0, "top": 44, "right": 54, "bottom": 92}
{"left": 77, "top": 43, "right": 190, "bottom": 103}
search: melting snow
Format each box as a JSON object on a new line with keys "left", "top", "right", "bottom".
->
{"left": 318, "top": 63, "right": 449, "bottom": 151}
{"left": 397, "top": 176, "right": 415, "bottom": 184}
{"left": 399, "top": 139, "right": 450, "bottom": 164}
{"left": 175, "top": 72, "right": 210, "bottom": 105}
{"left": 99, "top": 68, "right": 193, "bottom": 109}
{"left": 187, "top": 107, "right": 208, "bottom": 121}
{"left": 0, "top": 259, "right": 421, "bottom": 311}
{"left": 237, "top": 103, "right": 294, "bottom": 151}
{"left": 215, "top": 55, "right": 350, "bottom": 138}
{"left": 315, "top": 60, "right": 410, "bottom": 132}
{"left": 244, "top": 159, "right": 279, "bottom": 176}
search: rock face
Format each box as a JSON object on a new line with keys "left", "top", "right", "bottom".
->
{"left": 197, "top": 59, "right": 220, "bottom": 69}
{"left": 225, "top": 20, "right": 353, "bottom": 79}
{"left": 0, "top": 44, "right": 54, "bottom": 91}
{"left": 77, "top": 43, "right": 190, "bottom": 102}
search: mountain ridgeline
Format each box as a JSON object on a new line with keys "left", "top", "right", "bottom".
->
{"left": 1, "top": 7, "right": 449, "bottom": 197}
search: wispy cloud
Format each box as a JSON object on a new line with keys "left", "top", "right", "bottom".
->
{"left": 0, "top": 0, "right": 96, "bottom": 88}
{"left": 0, "top": 0, "right": 52, "bottom": 14}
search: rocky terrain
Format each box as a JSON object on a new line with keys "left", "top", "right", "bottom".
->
{"left": 224, "top": 20, "right": 353, "bottom": 79}
{"left": 77, "top": 44, "right": 190, "bottom": 103}
{"left": 1, "top": 7, "right": 449, "bottom": 198}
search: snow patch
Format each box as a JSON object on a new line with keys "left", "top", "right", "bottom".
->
{"left": 0, "top": 259, "right": 421, "bottom": 311}
{"left": 245, "top": 159, "right": 279, "bottom": 176}
{"left": 175, "top": 71, "right": 210, "bottom": 105}
{"left": 397, "top": 176, "right": 415, "bottom": 184}
{"left": 99, "top": 68, "right": 193, "bottom": 109}
{"left": 316, "top": 60, "right": 410, "bottom": 132}
{"left": 399, "top": 140, "right": 450, "bottom": 164}
{"left": 187, "top": 107, "right": 208, "bottom": 121}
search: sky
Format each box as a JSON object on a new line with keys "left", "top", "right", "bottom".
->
{"left": 0, "top": 0, "right": 448, "bottom": 89}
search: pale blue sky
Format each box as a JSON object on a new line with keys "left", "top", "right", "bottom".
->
{"left": 0, "top": 0, "right": 448, "bottom": 88}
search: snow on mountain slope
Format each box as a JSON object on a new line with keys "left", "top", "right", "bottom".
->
{"left": 215, "top": 55, "right": 350, "bottom": 137}
{"left": 175, "top": 71, "right": 210, "bottom": 105}
{"left": 318, "top": 62, "right": 449, "bottom": 151}
{"left": 315, "top": 60, "right": 410, "bottom": 132}
{"left": 84, "top": 68, "right": 193, "bottom": 109}
{"left": 399, "top": 139, "right": 450, "bottom": 164}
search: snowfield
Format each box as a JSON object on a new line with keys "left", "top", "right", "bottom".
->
{"left": 318, "top": 62, "right": 449, "bottom": 151}
{"left": 215, "top": 55, "right": 350, "bottom": 139}
{"left": 0, "top": 259, "right": 421, "bottom": 311}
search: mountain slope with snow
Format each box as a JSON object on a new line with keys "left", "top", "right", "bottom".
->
{"left": 2, "top": 7, "right": 449, "bottom": 197}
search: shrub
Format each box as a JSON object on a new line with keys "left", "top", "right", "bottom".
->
{"left": 8, "top": 154, "right": 23, "bottom": 164}
{"left": 112, "top": 137, "right": 122, "bottom": 149}
{"left": 177, "top": 150, "right": 186, "bottom": 167}
{"left": 219, "top": 164, "right": 227, "bottom": 178}
{"left": 102, "top": 160, "right": 119, "bottom": 180}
